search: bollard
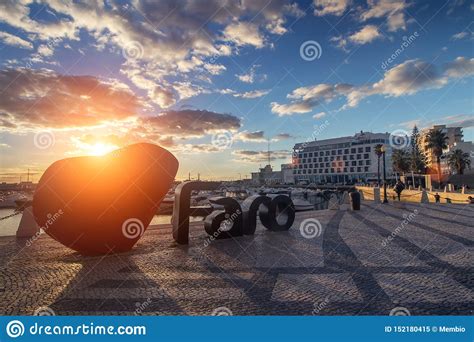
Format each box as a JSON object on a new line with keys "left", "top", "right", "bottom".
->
{"left": 374, "top": 187, "right": 381, "bottom": 203}
{"left": 420, "top": 190, "right": 429, "bottom": 203}
{"left": 349, "top": 191, "right": 361, "bottom": 210}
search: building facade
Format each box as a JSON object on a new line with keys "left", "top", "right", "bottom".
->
{"left": 292, "top": 131, "right": 393, "bottom": 184}
{"left": 419, "top": 125, "right": 464, "bottom": 175}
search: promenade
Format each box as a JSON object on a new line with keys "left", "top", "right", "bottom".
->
{"left": 0, "top": 201, "right": 472, "bottom": 316}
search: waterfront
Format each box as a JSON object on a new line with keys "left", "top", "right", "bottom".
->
{"left": 0, "top": 208, "right": 203, "bottom": 237}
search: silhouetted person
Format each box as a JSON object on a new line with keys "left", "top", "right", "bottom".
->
{"left": 434, "top": 193, "right": 440, "bottom": 203}
{"left": 468, "top": 196, "right": 474, "bottom": 204}
{"left": 394, "top": 180, "right": 405, "bottom": 201}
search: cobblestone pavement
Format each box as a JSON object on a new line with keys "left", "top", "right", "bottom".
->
{"left": 0, "top": 201, "right": 472, "bottom": 316}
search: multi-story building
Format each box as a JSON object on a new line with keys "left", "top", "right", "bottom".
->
{"left": 419, "top": 125, "right": 464, "bottom": 175}
{"left": 292, "top": 131, "right": 393, "bottom": 184}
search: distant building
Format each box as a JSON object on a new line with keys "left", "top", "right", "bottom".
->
{"left": 251, "top": 164, "right": 294, "bottom": 185}
{"left": 293, "top": 131, "right": 393, "bottom": 184}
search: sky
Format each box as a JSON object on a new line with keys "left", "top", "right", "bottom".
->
{"left": 0, "top": 0, "right": 473, "bottom": 182}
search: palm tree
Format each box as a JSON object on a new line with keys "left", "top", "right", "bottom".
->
{"left": 425, "top": 129, "right": 448, "bottom": 186}
{"left": 447, "top": 149, "right": 471, "bottom": 175}
{"left": 374, "top": 144, "right": 384, "bottom": 186}
{"left": 392, "top": 149, "right": 411, "bottom": 178}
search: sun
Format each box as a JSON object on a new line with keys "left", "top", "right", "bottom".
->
{"left": 85, "top": 142, "right": 118, "bottom": 156}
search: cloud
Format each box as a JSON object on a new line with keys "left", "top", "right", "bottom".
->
{"left": 139, "top": 109, "right": 241, "bottom": 138}
{"left": 0, "top": 1, "right": 302, "bottom": 110}
{"left": 313, "top": 0, "right": 352, "bottom": 16}
{"left": 236, "top": 130, "right": 266, "bottom": 142}
{"left": 234, "top": 89, "right": 270, "bottom": 99}
{"left": 360, "top": 0, "right": 409, "bottom": 31}
{"left": 236, "top": 64, "right": 267, "bottom": 83}
{"left": 219, "top": 88, "right": 270, "bottom": 99}
{"left": 0, "top": 31, "right": 33, "bottom": 49}
{"left": 271, "top": 83, "right": 353, "bottom": 116}
{"left": 313, "top": 112, "right": 327, "bottom": 119}
{"left": 451, "top": 31, "right": 472, "bottom": 41}
{"left": 224, "top": 22, "right": 266, "bottom": 48}
{"left": 272, "top": 133, "right": 293, "bottom": 141}
{"left": 0, "top": 68, "right": 139, "bottom": 129}
{"left": 232, "top": 149, "right": 290, "bottom": 163}
{"left": 348, "top": 25, "right": 382, "bottom": 44}
{"left": 271, "top": 57, "right": 474, "bottom": 115}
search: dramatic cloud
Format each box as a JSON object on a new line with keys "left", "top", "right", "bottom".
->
{"left": 139, "top": 109, "right": 241, "bottom": 138}
{"left": 0, "top": 68, "right": 139, "bottom": 129}
{"left": 0, "top": 0, "right": 303, "bottom": 109}
{"left": 271, "top": 57, "right": 474, "bottom": 115}
{"left": 232, "top": 149, "right": 290, "bottom": 163}
{"left": 313, "top": 0, "right": 352, "bottom": 16}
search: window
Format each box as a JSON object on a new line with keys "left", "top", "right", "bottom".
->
{"left": 337, "top": 149, "right": 342, "bottom": 154}
{"left": 366, "top": 160, "right": 371, "bottom": 165}
{"left": 365, "top": 147, "right": 371, "bottom": 152}
{"left": 364, "top": 167, "right": 369, "bottom": 172}
{"left": 309, "top": 152, "right": 313, "bottom": 157}
{"left": 364, "top": 153, "right": 369, "bottom": 159}
{"left": 356, "top": 154, "right": 362, "bottom": 160}
{"left": 344, "top": 149, "right": 349, "bottom": 154}
{"left": 351, "top": 148, "right": 356, "bottom": 153}
{"left": 358, "top": 147, "right": 363, "bottom": 153}
{"left": 331, "top": 150, "right": 336, "bottom": 155}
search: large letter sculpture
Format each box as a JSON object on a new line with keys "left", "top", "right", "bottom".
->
{"left": 259, "top": 194, "right": 296, "bottom": 231}
{"left": 241, "top": 195, "right": 271, "bottom": 235}
{"left": 172, "top": 181, "right": 220, "bottom": 244}
{"left": 204, "top": 197, "right": 243, "bottom": 239}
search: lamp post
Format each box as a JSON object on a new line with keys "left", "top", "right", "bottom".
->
{"left": 381, "top": 145, "right": 388, "bottom": 203}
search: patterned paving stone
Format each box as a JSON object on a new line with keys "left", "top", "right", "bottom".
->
{"left": 0, "top": 202, "right": 472, "bottom": 315}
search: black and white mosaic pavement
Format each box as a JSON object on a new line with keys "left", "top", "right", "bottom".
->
{"left": 0, "top": 201, "right": 472, "bottom": 316}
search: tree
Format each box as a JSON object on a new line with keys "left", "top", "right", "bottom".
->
{"left": 392, "top": 149, "right": 411, "bottom": 176}
{"left": 447, "top": 149, "right": 471, "bottom": 175}
{"left": 425, "top": 129, "right": 448, "bottom": 185}
{"left": 410, "top": 125, "right": 426, "bottom": 174}
{"left": 374, "top": 144, "right": 384, "bottom": 186}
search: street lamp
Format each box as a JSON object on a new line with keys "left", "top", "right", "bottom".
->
{"left": 381, "top": 145, "right": 388, "bottom": 203}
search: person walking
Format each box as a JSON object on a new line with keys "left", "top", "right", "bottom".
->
{"left": 394, "top": 180, "right": 405, "bottom": 201}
